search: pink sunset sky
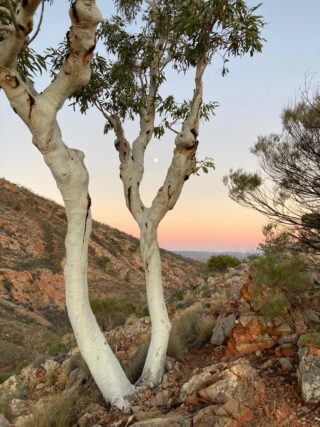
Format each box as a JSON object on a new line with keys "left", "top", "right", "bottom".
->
{"left": 1, "top": 1, "right": 320, "bottom": 252}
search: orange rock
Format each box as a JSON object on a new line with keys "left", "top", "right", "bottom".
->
{"left": 280, "top": 347, "right": 296, "bottom": 357}
{"left": 247, "top": 318, "right": 265, "bottom": 336}
{"left": 186, "top": 391, "right": 200, "bottom": 406}
{"left": 308, "top": 346, "right": 320, "bottom": 356}
{"left": 275, "top": 403, "right": 290, "bottom": 422}
{"left": 232, "top": 407, "right": 253, "bottom": 427}
{"left": 240, "top": 282, "right": 251, "bottom": 300}
{"left": 235, "top": 342, "right": 261, "bottom": 355}
{"left": 144, "top": 390, "right": 152, "bottom": 399}
{"left": 272, "top": 322, "right": 293, "bottom": 336}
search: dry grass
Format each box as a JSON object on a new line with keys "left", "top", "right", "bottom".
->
{"left": 24, "top": 390, "right": 79, "bottom": 427}
{"left": 168, "top": 306, "right": 215, "bottom": 359}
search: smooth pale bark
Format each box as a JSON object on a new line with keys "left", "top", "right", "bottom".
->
{"left": 0, "top": 0, "right": 135, "bottom": 409}
{"left": 138, "top": 225, "right": 171, "bottom": 385}
{"left": 105, "top": 57, "right": 207, "bottom": 387}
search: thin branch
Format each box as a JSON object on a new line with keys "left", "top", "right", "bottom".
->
{"left": 28, "top": 0, "right": 45, "bottom": 45}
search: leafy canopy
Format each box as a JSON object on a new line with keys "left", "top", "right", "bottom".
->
{"left": 46, "top": 0, "right": 265, "bottom": 136}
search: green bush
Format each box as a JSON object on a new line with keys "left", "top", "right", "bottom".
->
{"left": 260, "top": 297, "right": 288, "bottom": 320}
{"left": 90, "top": 297, "right": 137, "bottom": 331}
{"left": 251, "top": 253, "right": 310, "bottom": 293}
{"left": 298, "top": 331, "right": 320, "bottom": 347}
{"left": 250, "top": 253, "right": 311, "bottom": 320}
{"left": 207, "top": 254, "right": 241, "bottom": 272}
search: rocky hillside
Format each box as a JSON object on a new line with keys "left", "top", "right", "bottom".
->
{"left": 0, "top": 178, "right": 203, "bottom": 376}
{"left": 2, "top": 263, "right": 320, "bottom": 426}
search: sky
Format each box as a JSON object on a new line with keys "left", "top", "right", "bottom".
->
{"left": 1, "top": 1, "right": 320, "bottom": 252}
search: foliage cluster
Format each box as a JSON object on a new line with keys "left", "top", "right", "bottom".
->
{"left": 298, "top": 331, "right": 320, "bottom": 348}
{"left": 225, "top": 89, "right": 320, "bottom": 252}
{"left": 250, "top": 250, "right": 311, "bottom": 320}
{"left": 207, "top": 254, "right": 241, "bottom": 272}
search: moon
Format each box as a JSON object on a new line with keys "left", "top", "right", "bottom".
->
{"left": 154, "top": 158, "right": 159, "bottom": 164}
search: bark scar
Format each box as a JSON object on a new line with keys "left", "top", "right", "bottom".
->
{"left": 83, "top": 194, "right": 92, "bottom": 242}
{"left": 71, "top": 1, "right": 80, "bottom": 23}
{"left": 27, "top": 94, "right": 35, "bottom": 119}
{"left": 127, "top": 186, "right": 132, "bottom": 213}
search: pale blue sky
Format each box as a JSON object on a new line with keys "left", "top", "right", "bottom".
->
{"left": 1, "top": 1, "right": 319, "bottom": 251}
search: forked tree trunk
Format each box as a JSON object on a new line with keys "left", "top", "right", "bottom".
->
{"left": 111, "top": 59, "right": 205, "bottom": 387}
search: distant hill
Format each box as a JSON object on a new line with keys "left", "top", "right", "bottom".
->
{"left": 0, "top": 178, "right": 203, "bottom": 375}
{"left": 174, "top": 251, "right": 257, "bottom": 262}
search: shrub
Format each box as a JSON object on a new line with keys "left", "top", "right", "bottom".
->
{"left": 43, "top": 331, "right": 69, "bottom": 357}
{"left": 250, "top": 253, "right": 311, "bottom": 320}
{"left": 251, "top": 253, "right": 311, "bottom": 293}
{"left": 90, "top": 297, "right": 137, "bottom": 331}
{"left": 96, "top": 255, "right": 110, "bottom": 270}
{"left": 123, "top": 335, "right": 150, "bottom": 383}
{"left": 194, "top": 318, "right": 216, "bottom": 347}
{"left": 24, "top": 391, "right": 79, "bottom": 427}
{"left": 32, "top": 354, "right": 47, "bottom": 368}
{"left": 168, "top": 306, "right": 213, "bottom": 359}
{"left": 260, "top": 297, "right": 288, "bottom": 320}
{"left": 66, "top": 352, "right": 90, "bottom": 378}
{"left": 207, "top": 254, "right": 241, "bottom": 272}
{"left": 298, "top": 331, "right": 320, "bottom": 347}
{"left": 168, "top": 288, "right": 184, "bottom": 304}
{"left": 139, "top": 305, "right": 149, "bottom": 318}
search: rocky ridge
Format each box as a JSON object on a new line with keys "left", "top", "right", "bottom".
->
{"left": 1, "top": 264, "right": 320, "bottom": 426}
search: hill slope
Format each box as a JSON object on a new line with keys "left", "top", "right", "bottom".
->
{"left": 0, "top": 178, "right": 203, "bottom": 374}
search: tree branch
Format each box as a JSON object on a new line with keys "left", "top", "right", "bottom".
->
{"left": 0, "top": 0, "right": 42, "bottom": 68}
{"left": 41, "top": 0, "right": 102, "bottom": 111}
{"left": 28, "top": 0, "right": 45, "bottom": 45}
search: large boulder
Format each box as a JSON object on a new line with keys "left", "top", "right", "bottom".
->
{"left": 298, "top": 349, "right": 320, "bottom": 403}
{"left": 0, "top": 415, "right": 10, "bottom": 427}
{"left": 210, "top": 314, "right": 236, "bottom": 346}
{"left": 180, "top": 359, "right": 264, "bottom": 427}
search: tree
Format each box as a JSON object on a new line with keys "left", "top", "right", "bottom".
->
{"left": 224, "top": 89, "right": 320, "bottom": 252}
{"left": 0, "top": 0, "right": 135, "bottom": 409}
{"left": 64, "top": 0, "right": 265, "bottom": 387}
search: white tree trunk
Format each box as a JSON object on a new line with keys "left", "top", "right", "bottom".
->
{"left": 0, "top": 0, "right": 135, "bottom": 409}
{"left": 138, "top": 225, "right": 171, "bottom": 385}
{"left": 109, "top": 60, "right": 204, "bottom": 387}
{"left": 45, "top": 129, "right": 135, "bottom": 409}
